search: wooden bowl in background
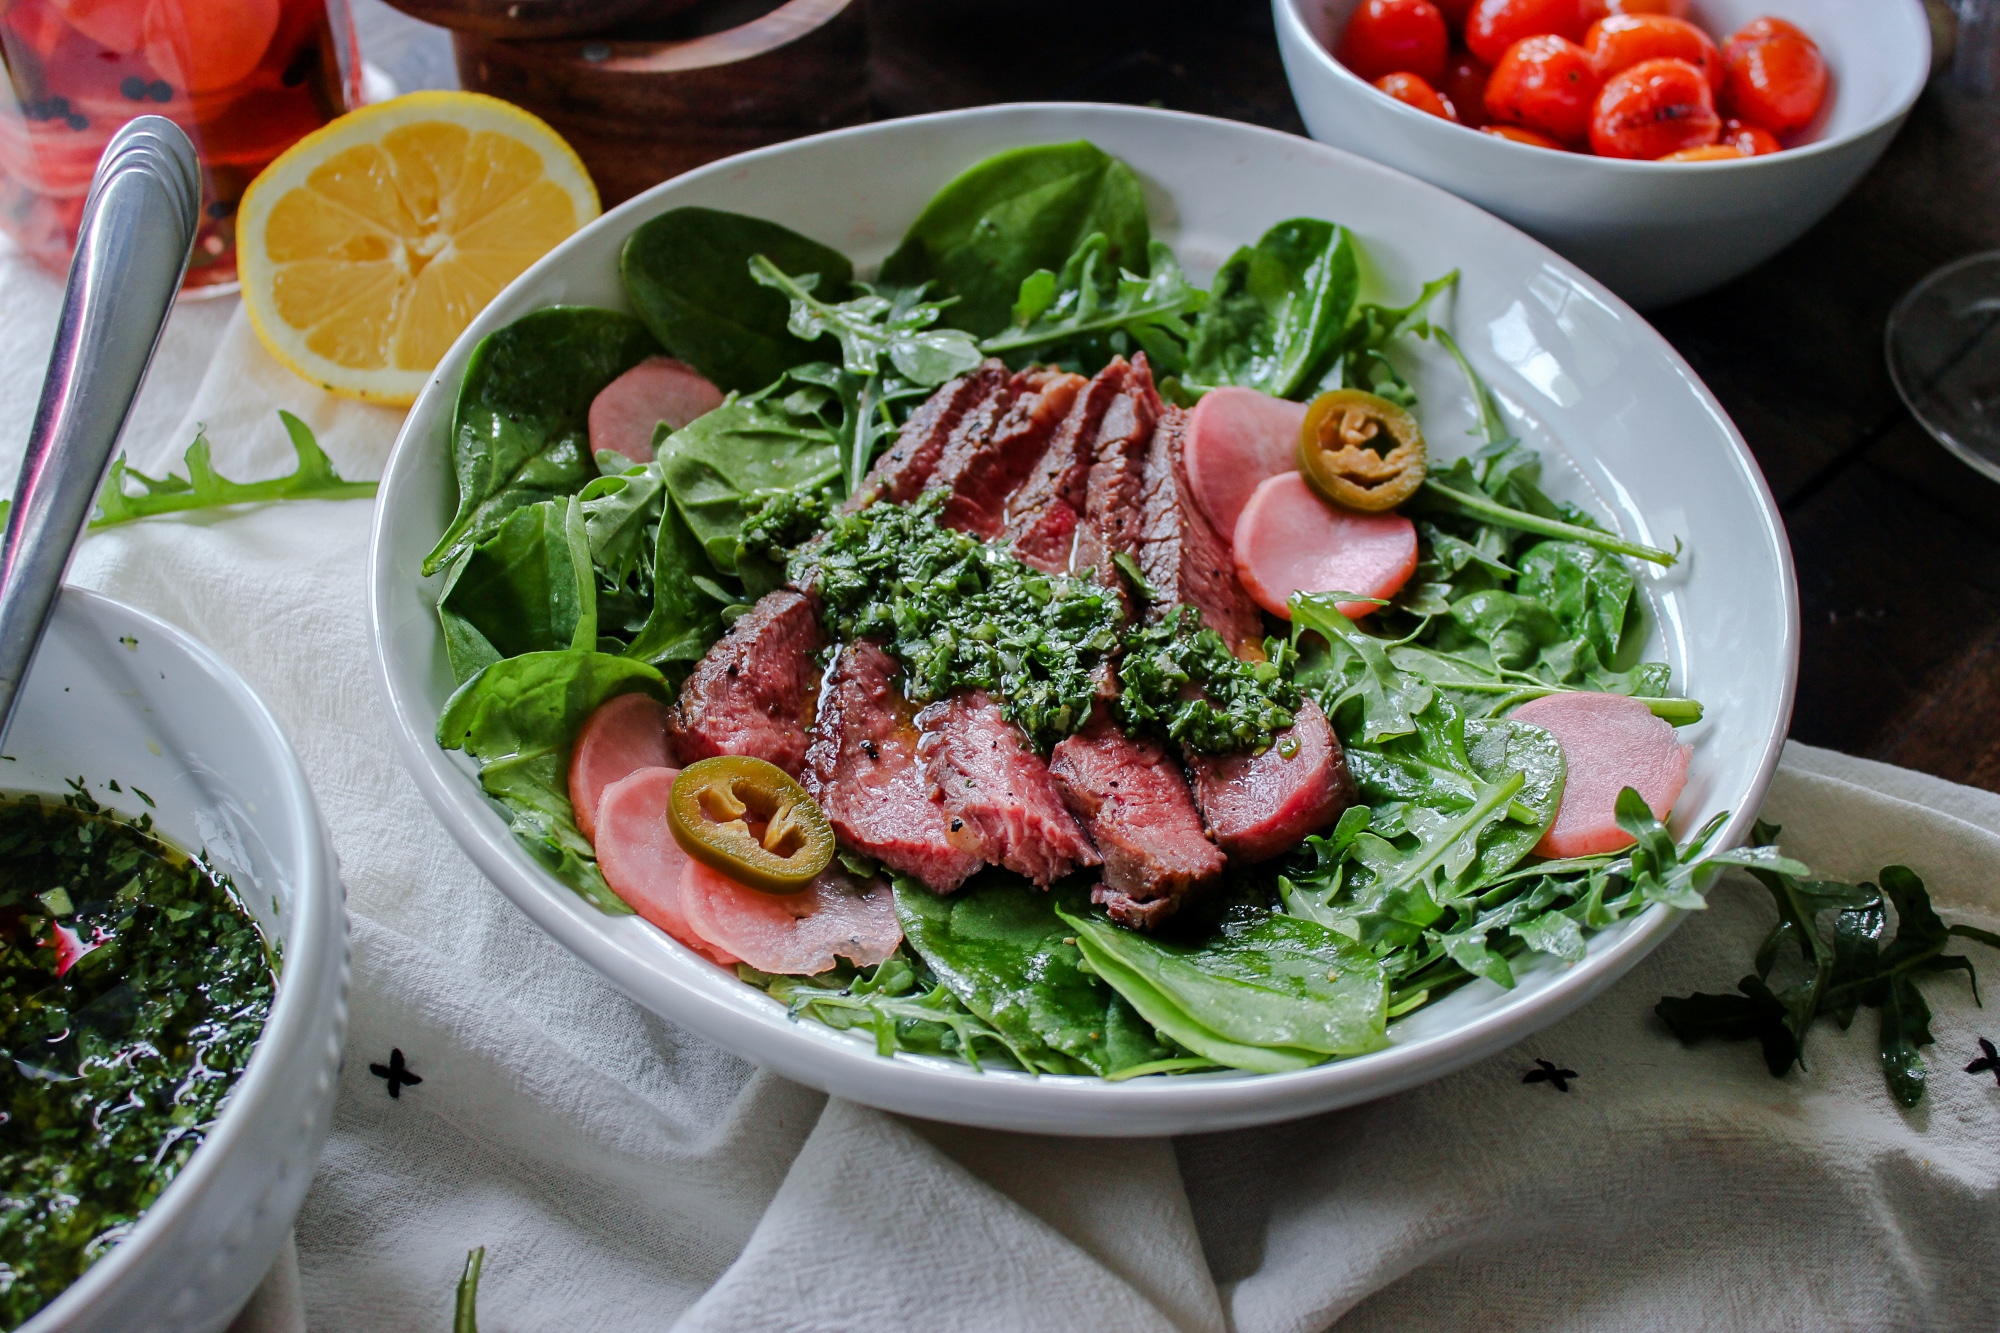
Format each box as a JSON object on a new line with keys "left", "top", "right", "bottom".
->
{"left": 387, "top": 0, "right": 869, "bottom": 206}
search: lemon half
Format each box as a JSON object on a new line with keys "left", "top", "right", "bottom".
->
{"left": 238, "top": 91, "right": 598, "bottom": 406}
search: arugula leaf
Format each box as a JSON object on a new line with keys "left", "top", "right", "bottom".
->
{"left": 895, "top": 876, "right": 1172, "bottom": 1076}
{"left": 879, "top": 141, "right": 1151, "bottom": 338}
{"left": 654, "top": 391, "right": 842, "bottom": 573}
{"left": 750, "top": 257, "right": 983, "bottom": 386}
{"left": 436, "top": 496, "right": 597, "bottom": 683}
{"left": 1060, "top": 906, "right": 1388, "bottom": 1073}
{"left": 1331, "top": 272, "right": 1459, "bottom": 407}
{"left": 620, "top": 206, "right": 855, "bottom": 392}
{"left": 79, "top": 411, "right": 376, "bottom": 529}
{"left": 1289, "top": 591, "right": 1433, "bottom": 743}
{"left": 1185, "top": 218, "right": 1357, "bottom": 400}
{"left": 744, "top": 949, "right": 1037, "bottom": 1071}
{"left": 437, "top": 650, "right": 670, "bottom": 914}
{"left": 1419, "top": 474, "right": 1679, "bottom": 567}
{"left": 423, "top": 308, "right": 661, "bottom": 576}
{"left": 1515, "top": 540, "right": 1637, "bottom": 665}
{"left": 982, "top": 236, "right": 1207, "bottom": 374}
{"left": 579, "top": 457, "right": 667, "bottom": 589}
{"left": 1658, "top": 852, "right": 1998, "bottom": 1107}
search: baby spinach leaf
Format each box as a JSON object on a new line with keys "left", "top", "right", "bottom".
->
{"left": 624, "top": 499, "right": 725, "bottom": 669}
{"left": 1464, "top": 715, "right": 1564, "bottom": 878}
{"left": 982, "top": 236, "right": 1207, "bottom": 374}
{"left": 1185, "top": 218, "right": 1357, "bottom": 400}
{"left": 1448, "top": 589, "right": 1567, "bottom": 673}
{"left": 437, "top": 496, "right": 597, "bottom": 683}
{"left": 879, "top": 141, "right": 1151, "bottom": 338}
{"left": 655, "top": 392, "right": 842, "bottom": 573}
{"left": 424, "top": 308, "right": 661, "bottom": 576}
{"left": 621, "top": 207, "right": 855, "bottom": 392}
{"left": 89, "top": 411, "right": 376, "bottom": 528}
{"left": 895, "top": 875, "right": 1172, "bottom": 1076}
{"left": 1059, "top": 907, "right": 1388, "bottom": 1073}
{"left": 746, "top": 949, "right": 1038, "bottom": 1070}
{"left": 1516, "top": 540, "right": 1636, "bottom": 665}
{"left": 437, "top": 650, "right": 671, "bottom": 914}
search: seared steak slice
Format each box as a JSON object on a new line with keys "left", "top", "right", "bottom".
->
{"left": 848, "top": 360, "right": 1009, "bottom": 510}
{"left": 915, "top": 691, "right": 1100, "bottom": 886}
{"left": 1049, "top": 706, "right": 1224, "bottom": 929}
{"left": 1071, "top": 354, "right": 1162, "bottom": 584}
{"left": 1137, "top": 402, "right": 1266, "bottom": 655}
{"left": 1003, "top": 360, "right": 1128, "bottom": 573}
{"left": 929, "top": 369, "right": 1085, "bottom": 538}
{"left": 668, "top": 589, "right": 821, "bottom": 778}
{"left": 804, "top": 641, "right": 984, "bottom": 893}
{"left": 1185, "top": 698, "right": 1355, "bottom": 863}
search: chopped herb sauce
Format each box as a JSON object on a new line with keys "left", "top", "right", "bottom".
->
{"left": 0, "top": 784, "right": 273, "bottom": 1329}
{"left": 1116, "top": 607, "right": 1301, "bottom": 754}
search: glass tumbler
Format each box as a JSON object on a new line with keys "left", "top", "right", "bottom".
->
{"left": 0, "top": 0, "right": 362, "bottom": 295}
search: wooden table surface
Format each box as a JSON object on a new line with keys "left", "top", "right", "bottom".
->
{"left": 363, "top": 0, "right": 2000, "bottom": 791}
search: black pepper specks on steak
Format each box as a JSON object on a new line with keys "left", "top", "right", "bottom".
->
{"left": 668, "top": 589, "right": 822, "bottom": 778}
{"left": 914, "top": 690, "right": 1100, "bottom": 886}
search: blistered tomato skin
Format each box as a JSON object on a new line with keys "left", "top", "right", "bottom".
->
{"left": 1340, "top": 0, "right": 1450, "bottom": 83}
{"left": 1589, "top": 56, "right": 1720, "bottom": 159}
{"left": 1485, "top": 34, "right": 1602, "bottom": 144}
{"left": 1721, "top": 21, "right": 1827, "bottom": 135}
{"left": 1482, "top": 123, "right": 1567, "bottom": 148}
{"left": 1441, "top": 51, "right": 1493, "bottom": 126}
{"left": 1584, "top": 14, "right": 1720, "bottom": 90}
{"left": 1721, "top": 118, "right": 1782, "bottom": 155}
{"left": 1374, "top": 71, "right": 1459, "bottom": 120}
{"left": 1465, "top": 0, "right": 1585, "bottom": 66}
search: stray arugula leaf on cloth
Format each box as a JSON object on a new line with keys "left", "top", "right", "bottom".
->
{"left": 1657, "top": 829, "right": 2000, "bottom": 1107}
{"left": 0, "top": 411, "right": 377, "bottom": 532}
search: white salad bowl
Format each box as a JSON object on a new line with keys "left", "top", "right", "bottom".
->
{"left": 1275, "top": 0, "right": 1931, "bottom": 308}
{"left": 369, "top": 103, "right": 1796, "bottom": 1136}
{"left": 12, "top": 588, "right": 347, "bottom": 1333}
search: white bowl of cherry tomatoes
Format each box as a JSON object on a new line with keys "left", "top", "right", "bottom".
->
{"left": 1275, "top": 0, "right": 1931, "bottom": 307}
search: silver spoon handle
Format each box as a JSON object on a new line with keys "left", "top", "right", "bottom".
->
{"left": 0, "top": 115, "right": 200, "bottom": 746}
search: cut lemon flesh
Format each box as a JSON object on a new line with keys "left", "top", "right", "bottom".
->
{"left": 238, "top": 91, "right": 598, "bottom": 406}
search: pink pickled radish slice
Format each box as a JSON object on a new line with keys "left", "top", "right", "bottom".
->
{"left": 1233, "top": 471, "right": 1417, "bottom": 619}
{"left": 1511, "top": 692, "right": 1691, "bottom": 858}
{"left": 678, "top": 859, "right": 901, "bottom": 976}
{"left": 593, "top": 766, "right": 739, "bottom": 967}
{"left": 1184, "top": 386, "right": 1309, "bottom": 540}
{"left": 570, "top": 691, "right": 676, "bottom": 842}
{"left": 587, "top": 356, "right": 725, "bottom": 464}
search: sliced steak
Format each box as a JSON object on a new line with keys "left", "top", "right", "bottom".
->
{"left": 804, "top": 641, "right": 984, "bottom": 893}
{"left": 1185, "top": 698, "right": 1356, "bottom": 863}
{"left": 1071, "top": 354, "right": 1162, "bottom": 584}
{"left": 1003, "top": 360, "right": 1128, "bottom": 573}
{"left": 1137, "top": 402, "right": 1266, "bottom": 655}
{"left": 1049, "top": 706, "right": 1224, "bottom": 930}
{"left": 668, "top": 589, "right": 821, "bottom": 778}
{"left": 928, "top": 369, "right": 1085, "bottom": 538}
{"left": 915, "top": 691, "right": 1100, "bottom": 886}
{"left": 848, "top": 360, "right": 1009, "bottom": 510}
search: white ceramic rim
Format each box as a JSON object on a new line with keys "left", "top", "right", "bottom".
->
{"left": 21, "top": 588, "right": 343, "bottom": 1329}
{"left": 1272, "top": 0, "right": 1931, "bottom": 172}
{"left": 368, "top": 103, "right": 1800, "bottom": 1133}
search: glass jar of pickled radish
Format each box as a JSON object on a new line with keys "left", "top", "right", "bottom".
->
{"left": 0, "top": 0, "right": 362, "bottom": 295}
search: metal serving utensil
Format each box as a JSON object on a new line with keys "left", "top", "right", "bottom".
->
{"left": 0, "top": 115, "right": 201, "bottom": 748}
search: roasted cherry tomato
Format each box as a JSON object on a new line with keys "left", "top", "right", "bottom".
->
{"left": 1340, "top": 0, "right": 1449, "bottom": 83}
{"left": 1299, "top": 390, "right": 1427, "bottom": 513}
{"left": 1482, "top": 123, "right": 1567, "bottom": 148}
{"left": 1465, "top": 0, "right": 1585, "bottom": 66}
{"left": 1375, "top": 71, "right": 1458, "bottom": 119}
{"left": 1485, "top": 34, "right": 1602, "bottom": 144}
{"left": 1720, "top": 18, "right": 1826, "bottom": 135}
{"left": 1720, "top": 117, "right": 1781, "bottom": 155}
{"left": 668, "top": 756, "right": 835, "bottom": 894}
{"left": 1589, "top": 57, "right": 1720, "bottom": 159}
{"left": 1584, "top": 14, "right": 1719, "bottom": 89}
{"left": 1582, "top": 0, "right": 1688, "bottom": 19}
{"left": 1441, "top": 51, "right": 1493, "bottom": 126}
{"left": 1659, "top": 144, "right": 1743, "bottom": 161}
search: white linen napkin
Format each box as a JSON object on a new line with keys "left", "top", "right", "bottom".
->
{"left": 5, "top": 250, "right": 1996, "bottom": 1331}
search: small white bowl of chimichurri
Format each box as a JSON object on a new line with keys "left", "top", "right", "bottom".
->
{"left": 1, "top": 587, "right": 345, "bottom": 1333}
